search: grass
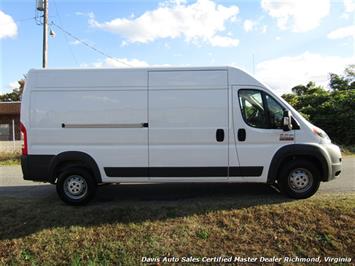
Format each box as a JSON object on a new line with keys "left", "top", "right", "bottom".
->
{"left": 340, "top": 145, "right": 355, "bottom": 157}
{"left": 0, "top": 151, "right": 21, "bottom": 166}
{"left": 0, "top": 192, "right": 354, "bottom": 265}
{"left": 0, "top": 140, "right": 22, "bottom": 165}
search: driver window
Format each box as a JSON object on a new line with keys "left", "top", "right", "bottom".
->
{"left": 238, "top": 90, "right": 268, "bottom": 128}
{"left": 238, "top": 89, "right": 284, "bottom": 129}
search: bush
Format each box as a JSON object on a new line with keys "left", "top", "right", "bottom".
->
{"left": 282, "top": 66, "right": 355, "bottom": 146}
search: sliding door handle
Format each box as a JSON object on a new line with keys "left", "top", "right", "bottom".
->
{"left": 216, "top": 129, "right": 224, "bottom": 142}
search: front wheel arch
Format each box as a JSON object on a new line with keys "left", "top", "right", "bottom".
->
{"left": 267, "top": 144, "right": 330, "bottom": 184}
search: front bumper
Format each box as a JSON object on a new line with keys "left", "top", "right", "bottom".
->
{"left": 329, "top": 161, "right": 342, "bottom": 181}
{"left": 324, "top": 143, "right": 342, "bottom": 181}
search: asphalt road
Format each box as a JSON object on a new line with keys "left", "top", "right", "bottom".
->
{"left": 0, "top": 158, "right": 353, "bottom": 201}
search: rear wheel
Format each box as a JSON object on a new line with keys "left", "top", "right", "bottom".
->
{"left": 278, "top": 160, "right": 320, "bottom": 199}
{"left": 56, "top": 167, "right": 97, "bottom": 205}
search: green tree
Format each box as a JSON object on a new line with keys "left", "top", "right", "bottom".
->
{"left": 291, "top": 84, "right": 308, "bottom": 96}
{"left": 291, "top": 81, "right": 325, "bottom": 96}
{"left": 0, "top": 79, "right": 25, "bottom": 102}
{"left": 281, "top": 93, "right": 298, "bottom": 107}
{"left": 282, "top": 66, "right": 355, "bottom": 145}
{"left": 329, "top": 65, "right": 355, "bottom": 91}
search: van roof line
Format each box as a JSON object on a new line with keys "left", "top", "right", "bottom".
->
{"left": 28, "top": 66, "right": 240, "bottom": 72}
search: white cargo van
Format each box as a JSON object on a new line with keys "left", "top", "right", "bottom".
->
{"left": 20, "top": 67, "right": 342, "bottom": 205}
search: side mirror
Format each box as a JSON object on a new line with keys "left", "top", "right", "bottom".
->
{"left": 283, "top": 110, "right": 293, "bottom": 131}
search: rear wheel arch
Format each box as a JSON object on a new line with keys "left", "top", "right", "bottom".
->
{"left": 267, "top": 144, "right": 330, "bottom": 184}
{"left": 49, "top": 151, "right": 102, "bottom": 184}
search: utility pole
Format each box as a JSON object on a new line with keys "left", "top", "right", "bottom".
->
{"left": 42, "top": 0, "right": 48, "bottom": 68}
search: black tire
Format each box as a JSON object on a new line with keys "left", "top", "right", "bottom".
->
{"left": 278, "top": 160, "right": 320, "bottom": 199}
{"left": 56, "top": 167, "right": 97, "bottom": 205}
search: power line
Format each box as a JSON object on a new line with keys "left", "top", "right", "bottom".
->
{"left": 51, "top": 21, "right": 133, "bottom": 67}
{"left": 52, "top": 0, "right": 78, "bottom": 65}
{"left": 9, "top": 14, "right": 132, "bottom": 67}
{"left": 15, "top": 17, "right": 36, "bottom": 23}
{"left": 0, "top": 17, "right": 35, "bottom": 26}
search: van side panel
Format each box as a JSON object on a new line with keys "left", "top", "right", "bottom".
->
{"left": 34, "top": 69, "right": 146, "bottom": 88}
{"left": 29, "top": 89, "right": 148, "bottom": 180}
{"left": 149, "top": 70, "right": 228, "bottom": 89}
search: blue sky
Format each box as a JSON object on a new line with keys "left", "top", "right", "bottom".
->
{"left": 0, "top": 0, "right": 354, "bottom": 95}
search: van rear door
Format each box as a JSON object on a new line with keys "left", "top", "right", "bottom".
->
{"left": 148, "top": 70, "right": 229, "bottom": 179}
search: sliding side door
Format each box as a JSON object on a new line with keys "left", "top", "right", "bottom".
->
{"left": 148, "top": 70, "right": 229, "bottom": 180}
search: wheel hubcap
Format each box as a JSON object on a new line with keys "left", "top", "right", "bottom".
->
{"left": 64, "top": 175, "right": 88, "bottom": 199}
{"left": 288, "top": 168, "right": 313, "bottom": 192}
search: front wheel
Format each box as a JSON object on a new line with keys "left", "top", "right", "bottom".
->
{"left": 56, "top": 167, "right": 97, "bottom": 205}
{"left": 278, "top": 160, "right": 320, "bottom": 199}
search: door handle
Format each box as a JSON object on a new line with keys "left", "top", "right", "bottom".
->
{"left": 216, "top": 129, "right": 224, "bottom": 142}
{"left": 238, "top": 128, "right": 246, "bottom": 141}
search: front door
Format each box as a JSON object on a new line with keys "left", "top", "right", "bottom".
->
{"left": 232, "top": 86, "right": 295, "bottom": 182}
